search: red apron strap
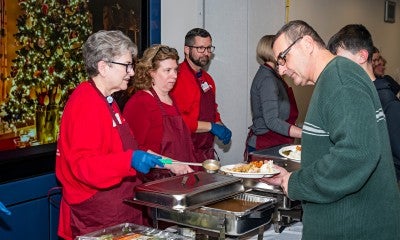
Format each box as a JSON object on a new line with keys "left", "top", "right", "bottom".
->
{"left": 142, "top": 88, "right": 200, "bottom": 179}
{"left": 191, "top": 70, "right": 216, "bottom": 161}
{"left": 89, "top": 80, "right": 138, "bottom": 150}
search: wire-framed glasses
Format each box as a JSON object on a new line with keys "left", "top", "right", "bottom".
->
{"left": 187, "top": 45, "right": 215, "bottom": 53}
{"left": 107, "top": 61, "right": 135, "bottom": 73}
{"left": 277, "top": 37, "right": 303, "bottom": 66}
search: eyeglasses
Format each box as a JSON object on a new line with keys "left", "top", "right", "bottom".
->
{"left": 187, "top": 45, "right": 215, "bottom": 53}
{"left": 107, "top": 61, "right": 135, "bottom": 73}
{"left": 277, "top": 37, "right": 303, "bottom": 66}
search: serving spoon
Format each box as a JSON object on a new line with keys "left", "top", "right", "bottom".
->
{"left": 161, "top": 158, "right": 221, "bottom": 173}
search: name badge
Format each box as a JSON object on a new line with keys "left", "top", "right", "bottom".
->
{"left": 201, "top": 81, "right": 211, "bottom": 92}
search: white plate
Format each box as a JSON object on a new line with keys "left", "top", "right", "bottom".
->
{"left": 279, "top": 145, "right": 301, "bottom": 162}
{"left": 220, "top": 164, "right": 280, "bottom": 178}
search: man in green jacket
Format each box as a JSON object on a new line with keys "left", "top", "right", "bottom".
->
{"left": 263, "top": 20, "right": 400, "bottom": 240}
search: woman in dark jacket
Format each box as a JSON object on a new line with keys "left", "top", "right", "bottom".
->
{"left": 245, "top": 35, "right": 302, "bottom": 159}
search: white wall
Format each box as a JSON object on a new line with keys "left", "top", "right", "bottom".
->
{"left": 161, "top": 0, "right": 285, "bottom": 165}
{"left": 161, "top": 0, "right": 400, "bottom": 164}
{"left": 160, "top": 0, "right": 203, "bottom": 51}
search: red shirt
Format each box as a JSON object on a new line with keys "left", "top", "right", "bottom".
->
{"left": 123, "top": 90, "right": 179, "bottom": 153}
{"left": 56, "top": 81, "right": 136, "bottom": 239}
{"left": 171, "top": 59, "right": 221, "bottom": 132}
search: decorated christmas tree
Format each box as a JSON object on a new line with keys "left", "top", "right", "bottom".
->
{"left": 0, "top": 0, "right": 91, "bottom": 144}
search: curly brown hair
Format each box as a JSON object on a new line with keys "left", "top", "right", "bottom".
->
{"left": 126, "top": 44, "right": 179, "bottom": 96}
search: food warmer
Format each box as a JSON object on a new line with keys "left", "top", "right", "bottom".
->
{"left": 248, "top": 148, "right": 303, "bottom": 233}
{"left": 126, "top": 165, "right": 302, "bottom": 239}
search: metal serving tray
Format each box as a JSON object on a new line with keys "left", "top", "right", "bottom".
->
{"left": 130, "top": 172, "right": 244, "bottom": 211}
{"left": 155, "top": 193, "right": 276, "bottom": 236}
{"left": 242, "top": 178, "right": 284, "bottom": 194}
{"left": 200, "top": 192, "right": 276, "bottom": 216}
{"left": 76, "top": 222, "right": 191, "bottom": 240}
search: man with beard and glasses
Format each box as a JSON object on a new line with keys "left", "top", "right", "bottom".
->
{"left": 171, "top": 28, "right": 232, "bottom": 163}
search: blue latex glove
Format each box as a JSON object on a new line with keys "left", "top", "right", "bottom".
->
{"left": 131, "top": 150, "right": 164, "bottom": 174}
{"left": 0, "top": 201, "right": 11, "bottom": 216}
{"left": 210, "top": 123, "right": 232, "bottom": 144}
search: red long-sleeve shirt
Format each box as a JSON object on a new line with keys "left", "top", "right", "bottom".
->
{"left": 56, "top": 81, "right": 136, "bottom": 239}
{"left": 171, "top": 59, "right": 221, "bottom": 132}
{"left": 123, "top": 90, "right": 178, "bottom": 153}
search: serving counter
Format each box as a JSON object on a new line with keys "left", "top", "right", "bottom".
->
{"left": 0, "top": 143, "right": 56, "bottom": 184}
{"left": 126, "top": 144, "right": 303, "bottom": 239}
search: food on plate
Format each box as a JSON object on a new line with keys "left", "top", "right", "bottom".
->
{"left": 282, "top": 145, "right": 301, "bottom": 160}
{"left": 230, "top": 160, "right": 276, "bottom": 174}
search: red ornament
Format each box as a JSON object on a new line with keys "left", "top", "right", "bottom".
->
{"left": 42, "top": 4, "right": 49, "bottom": 15}
{"left": 69, "top": 31, "right": 77, "bottom": 39}
{"left": 38, "top": 94, "right": 45, "bottom": 105}
{"left": 48, "top": 66, "right": 55, "bottom": 75}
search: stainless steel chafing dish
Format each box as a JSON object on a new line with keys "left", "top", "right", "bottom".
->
{"left": 242, "top": 179, "right": 302, "bottom": 233}
{"left": 133, "top": 171, "right": 245, "bottom": 211}
{"left": 248, "top": 148, "right": 303, "bottom": 233}
{"left": 126, "top": 172, "right": 276, "bottom": 239}
{"left": 154, "top": 192, "right": 276, "bottom": 238}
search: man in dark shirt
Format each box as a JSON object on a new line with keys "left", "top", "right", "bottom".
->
{"left": 328, "top": 24, "right": 400, "bottom": 186}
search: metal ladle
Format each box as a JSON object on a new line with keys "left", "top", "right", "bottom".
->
{"left": 161, "top": 158, "right": 221, "bottom": 173}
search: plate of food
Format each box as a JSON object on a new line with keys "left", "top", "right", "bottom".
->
{"left": 220, "top": 160, "right": 280, "bottom": 178}
{"left": 279, "top": 145, "right": 301, "bottom": 162}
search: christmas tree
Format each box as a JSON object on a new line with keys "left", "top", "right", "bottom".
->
{"left": 0, "top": 0, "right": 91, "bottom": 143}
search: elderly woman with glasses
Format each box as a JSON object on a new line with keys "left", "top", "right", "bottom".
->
{"left": 123, "top": 45, "right": 196, "bottom": 182}
{"left": 55, "top": 30, "right": 165, "bottom": 240}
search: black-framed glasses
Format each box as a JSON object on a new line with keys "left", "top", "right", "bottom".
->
{"left": 187, "top": 45, "right": 215, "bottom": 53}
{"left": 107, "top": 61, "right": 135, "bottom": 73}
{"left": 277, "top": 37, "right": 303, "bottom": 66}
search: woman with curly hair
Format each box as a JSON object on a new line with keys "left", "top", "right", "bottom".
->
{"left": 123, "top": 45, "right": 197, "bottom": 182}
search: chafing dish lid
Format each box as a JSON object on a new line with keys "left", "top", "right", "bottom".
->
{"left": 132, "top": 172, "right": 245, "bottom": 211}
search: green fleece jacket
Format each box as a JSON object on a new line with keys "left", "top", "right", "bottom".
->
{"left": 289, "top": 57, "right": 400, "bottom": 240}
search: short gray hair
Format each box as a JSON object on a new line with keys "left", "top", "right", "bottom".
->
{"left": 273, "top": 20, "right": 325, "bottom": 49}
{"left": 82, "top": 30, "right": 137, "bottom": 77}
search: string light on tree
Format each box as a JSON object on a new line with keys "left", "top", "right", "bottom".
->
{"left": 0, "top": 0, "right": 92, "bottom": 137}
